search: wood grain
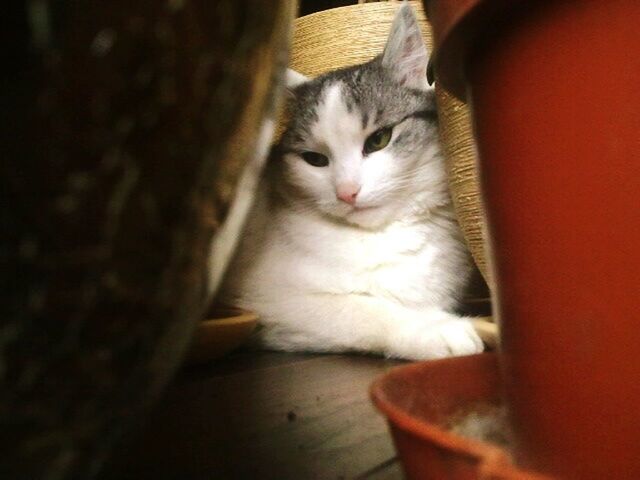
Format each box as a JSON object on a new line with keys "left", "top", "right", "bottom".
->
{"left": 101, "top": 352, "right": 404, "bottom": 479}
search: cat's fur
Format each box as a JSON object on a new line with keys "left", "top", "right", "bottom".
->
{"left": 218, "top": 4, "right": 484, "bottom": 360}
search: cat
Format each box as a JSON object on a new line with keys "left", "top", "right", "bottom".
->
{"left": 217, "top": 3, "right": 484, "bottom": 360}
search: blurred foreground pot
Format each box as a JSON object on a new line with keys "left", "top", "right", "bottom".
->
{"left": 427, "top": 0, "right": 640, "bottom": 477}
{"left": 0, "top": 1, "right": 291, "bottom": 478}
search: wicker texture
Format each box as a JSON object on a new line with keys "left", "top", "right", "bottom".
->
{"left": 436, "top": 86, "right": 490, "bottom": 285}
{"left": 292, "top": 2, "right": 433, "bottom": 75}
{"left": 289, "top": 1, "right": 488, "bottom": 284}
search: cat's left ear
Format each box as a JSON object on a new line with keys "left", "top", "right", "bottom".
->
{"left": 381, "top": 4, "right": 429, "bottom": 90}
{"left": 285, "top": 68, "right": 309, "bottom": 96}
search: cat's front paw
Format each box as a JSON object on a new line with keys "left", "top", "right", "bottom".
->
{"left": 389, "top": 319, "right": 484, "bottom": 360}
{"left": 435, "top": 320, "right": 484, "bottom": 357}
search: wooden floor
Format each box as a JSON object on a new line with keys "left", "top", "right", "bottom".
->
{"left": 102, "top": 351, "right": 405, "bottom": 479}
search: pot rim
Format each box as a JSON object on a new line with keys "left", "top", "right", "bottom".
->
{"left": 369, "top": 353, "right": 549, "bottom": 479}
{"left": 425, "top": 0, "right": 527, "bottom": 100}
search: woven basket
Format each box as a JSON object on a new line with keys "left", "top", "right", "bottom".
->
{"left": 435, "top": 87, "right": 490, "bottom": 286}
{"left": 288, "top": 1, "right": 490, "bottom": 285}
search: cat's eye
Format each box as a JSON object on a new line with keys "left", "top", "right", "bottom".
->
{"left": 364, "top": 127, "right": 393, "bottom": 154}
{"left": 301, "top": 151, "right": 329, "bottom": 167}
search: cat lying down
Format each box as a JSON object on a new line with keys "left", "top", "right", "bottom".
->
{"left": 218, "top": 3, "right": 484, "bottom": 360}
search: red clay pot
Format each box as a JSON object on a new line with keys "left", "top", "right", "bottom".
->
{"left": 427, "top": 0, "right": 640, "bottom": 478}
{"left": 371, "top": 354, "right": 548, "bottom": 480}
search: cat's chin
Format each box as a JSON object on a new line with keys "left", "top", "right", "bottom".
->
{"left": 342, "top": 205, "right": 394, "bottom": 229}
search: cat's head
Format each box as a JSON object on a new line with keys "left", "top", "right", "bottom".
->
{"left": 276, "top": 4, "right": 448, "bottom": 229}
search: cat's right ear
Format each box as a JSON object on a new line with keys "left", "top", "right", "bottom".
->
{"left": 285, "top": 68, "right": 309, "bottom": 97}
{"left": 381, "top": 4, "right": 429, "bottom": 90}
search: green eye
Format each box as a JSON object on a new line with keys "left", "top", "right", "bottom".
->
{"left": 364, "top": 127, "right": 393, "bottom": 154}
{"left": 301, "top": 151, "right": 329, "bottom": 167}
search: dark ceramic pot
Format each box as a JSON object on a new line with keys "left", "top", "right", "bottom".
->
{"left": 426, "top": 0, "right": 640, "bottom": 478}
{"left": 0, "top": 1, "right": 292, "bottom": 478}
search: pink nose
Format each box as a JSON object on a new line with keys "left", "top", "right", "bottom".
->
{"left": 336, "top": 184, "right": 361, "bottom": 205}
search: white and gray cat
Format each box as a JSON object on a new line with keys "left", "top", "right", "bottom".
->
{"left": 218, "top": 4, "right": 484, "bottom": 360}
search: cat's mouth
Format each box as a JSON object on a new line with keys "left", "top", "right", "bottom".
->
{"left": 335, "top": 203, "right": 384, "bottom": 221}
{"left": 354, "top": 205, "right": 374, "bottom": 210}
{"left": 349, "top": 204, "right": 379, "bottom": 213}
{"left": 340, "top": 203, "right": 391, "bottom": 229}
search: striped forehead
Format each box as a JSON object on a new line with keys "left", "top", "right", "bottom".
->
{"left": 310, "top": 82, "right": 366, "bottom": 151}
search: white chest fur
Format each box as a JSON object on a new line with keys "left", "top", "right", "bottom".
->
{"left": 223, "top": 189, "right": 469, "bottom": 314}
{"left": 218, "top": 187, "right": 481, "bottom": 360}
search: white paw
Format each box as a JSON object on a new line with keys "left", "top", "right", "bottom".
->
{"left": 388, "top": 319, "right": 484, "bottom": 360}
{"left": 435, "top": 320, "right": 485, "bottom": 357}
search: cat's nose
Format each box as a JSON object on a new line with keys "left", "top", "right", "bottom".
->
{"left": 336, "top": 183, "right": 361, "bottom": 205}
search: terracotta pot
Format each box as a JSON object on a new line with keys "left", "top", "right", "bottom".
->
{"left": 371, "top": 353, "right": 548, "bottom": 480}
{"left": 0, "top": 1, "right": 292, "bottom": 478}
{"left": 427, "top": 0, "right": 640, "bottom": 478}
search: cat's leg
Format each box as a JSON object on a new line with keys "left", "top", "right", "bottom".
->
{"left": 388, "top": 308, "right": 484, "bottom": 360}
{"left": 254, "top": 294, "right": 483, "bottom": 360}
